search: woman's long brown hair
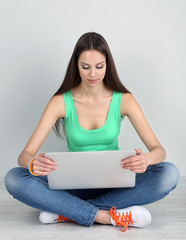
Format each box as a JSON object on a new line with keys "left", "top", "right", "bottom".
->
{"left": 52, "top": 32, "right": 131, "bottom": 139}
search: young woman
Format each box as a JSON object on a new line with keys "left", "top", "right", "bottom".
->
{"left": 4, "top": 32, "right": 180, "bottom": 232}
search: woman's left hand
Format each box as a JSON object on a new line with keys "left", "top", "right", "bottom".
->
{"left": 120, "top": 149, "right": 149, "bottom": 173}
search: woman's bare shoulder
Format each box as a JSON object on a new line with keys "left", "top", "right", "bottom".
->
{"left": 120, "top": 92, "right": 134, "bottom": 116}
{"left": 49, "top": 94, "right": 65, "bottom": 119}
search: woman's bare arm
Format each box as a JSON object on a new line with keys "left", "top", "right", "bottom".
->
{"left": 18, "top": 94, "right": 65, "bottom": 170}
{"left": 120, "top": 93, "right": 166, "bottom": 172}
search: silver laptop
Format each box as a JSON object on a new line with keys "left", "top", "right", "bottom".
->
{"left": 45, "top": 150, "right": 136, "bottom": 190}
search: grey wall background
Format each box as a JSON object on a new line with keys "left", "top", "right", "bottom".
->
{"left": 0, "top": 0, "right": 185, "bottom": 177}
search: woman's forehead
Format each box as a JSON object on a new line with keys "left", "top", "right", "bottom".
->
{"left": 78, "top": 50, "right": 106, "bottom": 64}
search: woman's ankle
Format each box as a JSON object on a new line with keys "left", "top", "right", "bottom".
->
{"left": 94, "top": 209, "right": 111, "bottom": 225}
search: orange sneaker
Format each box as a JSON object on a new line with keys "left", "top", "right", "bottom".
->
{"left": 57, "top": 215, "right": 72, "bottom": 223}
{"left": 110, "top": 206, "right": 151, "bottom": 232}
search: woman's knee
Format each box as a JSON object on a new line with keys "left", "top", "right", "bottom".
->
{"left": 4, "top": 167, "right": 26, "bottom": 196}
{"left": 158, "top": 161, "right": 180, "bottom": 190}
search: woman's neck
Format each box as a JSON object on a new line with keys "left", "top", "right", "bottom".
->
{"left": 74, "top": 83, "right": 111, "bottom": 101}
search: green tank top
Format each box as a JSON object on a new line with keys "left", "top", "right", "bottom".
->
{"left": 62, "top": 90, "right": 124, "bottom": 152}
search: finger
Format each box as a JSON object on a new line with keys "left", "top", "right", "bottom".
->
{"left": 121, "top": 160, "right": 146, "bottom": 172}
{"left": 121, "top": 166, "right": 131, "bottom": 170}
{"left": 122, "top": 161, "right": 143, "bottom": 168}
{"left": 39, "top": 152, "right": 45, "bottom": 156}
{"left": 33, "top": 164, "right": 56, "bottom": 175}
{"left": 122, "top": 154, "right": 142, "bottom": 163}
{"left": 33, "top": 160, "right": 57, "bottom": 170}
{"left": 122, "top": 154, "right": 144, "bottom": 164}
{"left": 130, "top": 164, "right": 147, "bottom": 172}
{"left": 135, "top": 148, "right": 139, "bottom": 154}
{"left": 121, "top": 165, "right": 145, "bottom": 173}
{"left": 135, "top": 149, "right": 142, "bottom": 155}
{"left": 131, "top": 168, "right": 146, "bottom": 173}
{"left": 123, "top": 157, "right": 146, "bottom": 167}
{"left": 33, "top": 165, "right": 57, "bottom": 172}
{"left": 122, "top": 164, "right": 144, "bottom": 170}
{"left": 35, "top": 156, "right": 56, "bottom": 166}
{"left": 33, "top": 170, "right": 51, "bottom": 176}
{"left": 123, "top": 165, "right": 146, "bottom": 173}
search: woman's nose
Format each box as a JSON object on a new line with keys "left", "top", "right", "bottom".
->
{"left": 90, "top": 68, "right": 96, "bottom": 78}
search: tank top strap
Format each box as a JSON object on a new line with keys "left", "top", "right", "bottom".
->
{"left": 62, "top": 90, "right": 72, "bottom": 120}
{"left": 111, "top": 91, "right": 123, "bottom": 121}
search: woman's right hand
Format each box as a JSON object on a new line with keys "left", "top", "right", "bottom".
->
{"left": 31, "top": 152, "right": 57, "bottom": 176}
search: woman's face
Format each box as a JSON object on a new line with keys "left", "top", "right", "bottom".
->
{"left": 77, "top": 50, "right": 106, "bottom": 86}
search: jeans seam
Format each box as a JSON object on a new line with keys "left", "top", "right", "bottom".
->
{"left": 87, "top": 206, "right": 98, "bottom": 227}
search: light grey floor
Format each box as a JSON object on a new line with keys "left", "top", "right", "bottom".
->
{"left": 0, "top": 177, "right": 186, "bottom": 240}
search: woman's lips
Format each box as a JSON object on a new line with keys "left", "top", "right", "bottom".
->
{"left": 88, "top": 79, "right": 98, "bottom": 83}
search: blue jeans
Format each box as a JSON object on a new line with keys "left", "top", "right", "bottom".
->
{"left": 4, "top": 162, "right": 180, "bottom": 227}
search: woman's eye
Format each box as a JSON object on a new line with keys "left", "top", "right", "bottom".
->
{"left": 81, "top": 65, "right": 104, "bottom": 70}
{"left": 82, "top": 66, "right": 89, "bottom": 69}
{"left": 96, "top": 65, "right": 103, "bottom": 69}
